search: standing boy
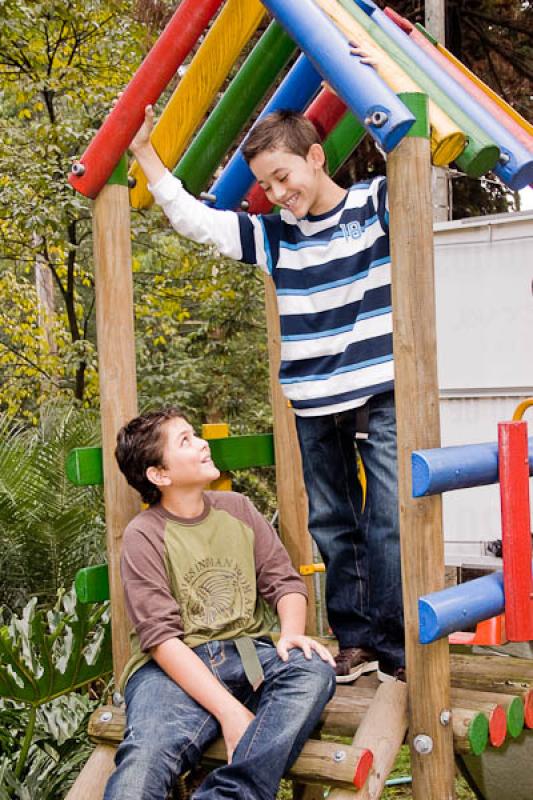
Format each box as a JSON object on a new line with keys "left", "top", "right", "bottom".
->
{"left": 104, "top": 407, "right": 335, "bottom": 800}
{"left": 129, "top": 103, "right": 405, "bottom": 683}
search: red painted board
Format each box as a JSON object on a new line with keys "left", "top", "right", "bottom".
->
{"left": 498, "top": 421, "right": 533, "bottom": 641}
{"left": 68, "top": 0, "right": 225, "bottom": 198}
{"left": 246, "top": 87, "right": 348, "bottom": 214}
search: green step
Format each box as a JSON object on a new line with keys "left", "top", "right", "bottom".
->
{"left": 66, "top": 433, "right": 275, "bottom": 487}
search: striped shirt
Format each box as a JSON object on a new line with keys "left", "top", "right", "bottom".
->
{"left": 150, "top": 171, "right": 393, "bottom": 417}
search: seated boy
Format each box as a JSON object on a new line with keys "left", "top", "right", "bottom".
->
{"left": 104, "top": 407, "right": 335, "bottom": 800}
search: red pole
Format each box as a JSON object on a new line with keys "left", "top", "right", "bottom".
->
{"left": 498, "top": 420, "right": 533, "bottom": 641}
{"left": 68, "top": 0, "right": 225, "bottom": 199}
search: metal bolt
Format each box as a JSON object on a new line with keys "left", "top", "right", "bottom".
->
{"left": 240, "top": 200, "right": 250, "bottom": 211}
{"left": 364, "top": 110, "right": 389, "bottom": 128}
{"left": 199, "top": 191, "right": 217, "bottom": 204}
{"left": 499, "top": 152, "right": 510, "bottom": 165}
{"left": 127, "top": 176, "right": 137, "bottom": 189}
{"left": 440, "top": 709, "right": 452, "bottom": 726}
{"left": 413, "top": 734, "right": 433, "bottom": 754}
{"left": 333, "top": 750, "right": 347, "bottom": 762}
{"left": 112, "top": 691, "right": 124, "bottom": 707}
{"left": 100, "top": 711, "right": 113, "bottom": 723}
{"left": 71, "top": 162, "right": 86, "bottom": 176}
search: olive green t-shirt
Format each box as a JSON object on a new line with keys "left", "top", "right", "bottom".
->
{"left": 119, "top": 491, "right": 307, "bottom": 689}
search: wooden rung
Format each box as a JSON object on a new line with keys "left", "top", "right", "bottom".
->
{"left": 88, "top": 705, "right": 373, "bottom": 792}
{"left": 328, "top": 680, "right": 408, "bottom": 800}
{"left": 451, "top": 653, "right": 533, "bottom": 695}
{"left": 66, "top": 434, "right": 275, "bottom": 487}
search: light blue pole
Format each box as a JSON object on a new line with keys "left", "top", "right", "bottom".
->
{"left": 411, "top": 438, "right": 533, "bottom": 497}
{"left": 419, "top": 571, "right": 506, "bottom": 644}
{"left": 352, "top": 0, "right": 533, "bottom": 189}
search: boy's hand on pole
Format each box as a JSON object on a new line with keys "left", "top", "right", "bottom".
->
{"left": 349, "top": 41, "right": 378, "bottom": 67}
{"left": 130, "top": 104, "right": 155, "bottom": 155}
{"left": 276, "top": 634, "right": 336, "bottom": 666}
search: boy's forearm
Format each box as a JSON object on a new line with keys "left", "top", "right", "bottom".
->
{"left": 277, "top": 592, "right": 308, "bottom": 636}
{"left": 151, "top": 637, "right": 245, "bottom": 721}
{"left": 130, "top": 142, "right": 166, "bottom": 187}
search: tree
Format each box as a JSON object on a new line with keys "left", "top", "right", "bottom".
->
{"left": 0, "top": 0, "right": 145, "bottom": 412}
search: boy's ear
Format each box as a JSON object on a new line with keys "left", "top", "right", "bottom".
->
{"left": 146, "top": 465, "right": 171, "bottom": 488}
{"left": 307, "top": 142, "right": 326, "bottom": 170}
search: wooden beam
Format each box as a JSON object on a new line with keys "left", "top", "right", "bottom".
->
{"left": 327, "top": 680, "right": 408, "bottom": 800}
{"left": 92, "top": 163, "right": 139, "bottom": 678}
{"left": 64, "top": 744, "right": 116, "bottom": 800}
{"left": 264, "top": 278, "right": 316, "bottom": 633}
{"left": 388, "top": 93, "right": 455, "bottom": 798}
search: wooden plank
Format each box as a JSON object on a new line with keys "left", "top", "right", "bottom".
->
{"left": 328, "top": 680, "right": 408, "bottom": 800}
{"left": 64, "top": 743, "right": 116, "bottom": 800}
{"left": 264, "top": 278, "right": 316, "bottom": 633}
{"left": 388, "top": 93, "right": 455, "bottom": 798}
{"left": 92, "top": 171, "right": 140, "bottom": 678}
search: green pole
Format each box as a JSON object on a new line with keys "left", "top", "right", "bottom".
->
{"left": 175, "top": 21, "right": 296, "bottom": 195}
{"left": 323, "top": 111, "right": 366, "bottom": 176}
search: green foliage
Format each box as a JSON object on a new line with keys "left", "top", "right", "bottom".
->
{"left": 0, "top": 404, "right": 105, "bottom": 611}
{"left": 0, "top": 589, "right": 111, "bottom": 798}
{"left": 0, "top": 589, "right": 112, "bottom": 705}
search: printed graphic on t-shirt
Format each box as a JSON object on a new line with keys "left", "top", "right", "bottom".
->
{"left": 181, "top": 557, "right": 255, "bottom": 632}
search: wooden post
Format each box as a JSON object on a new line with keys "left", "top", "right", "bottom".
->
{"left": 92, "top": 158, "right": 139, "bottom": 679}
{"left": 388, "top": 93, "right": 456, "bottom": 798}
{"left": 264, "top": 278, "right": 317, "bottom": 634}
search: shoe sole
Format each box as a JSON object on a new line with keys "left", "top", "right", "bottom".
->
{"left": 335, "top": 660, "right": 379, "bottom": 684}
{"left": 377, "top": 669, "right": 406, "bottom": 683}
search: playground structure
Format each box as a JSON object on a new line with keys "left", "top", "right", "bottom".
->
{"left": 64, "top": 1, "right": 533, "bottom": 798}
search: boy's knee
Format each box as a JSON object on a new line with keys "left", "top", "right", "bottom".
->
{"left": 286, "top": 650, "right": 336, "bottom": 699}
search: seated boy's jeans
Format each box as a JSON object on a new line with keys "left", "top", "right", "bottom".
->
{"left": 295, "top": 390, "right": 405, "bottom": 667}
{"left": 103, "top": 639, "right": 335, "bottom": 800}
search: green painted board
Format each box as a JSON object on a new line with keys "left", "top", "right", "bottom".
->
{"left": 75, "top": 563, "right": 110, "bottom": 603}
{"left": 66, "top": 446, "right": 104, "bottom": 486}
{"left": 175, "top": 21, "right": 296, "bottom": 195}
{"left": 66, "top": 434, "right": 275, "bottom": 487}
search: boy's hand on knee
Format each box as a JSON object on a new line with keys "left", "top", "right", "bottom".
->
{"left": 277, "top": 635, "right": 336, "bottom": 667}
{"left": 219, "top": 703, "right": 255, "bottom": 764}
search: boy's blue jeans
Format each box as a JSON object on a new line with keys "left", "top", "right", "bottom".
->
{"left": 103, "top": 639, "right": 335, "bottom": 800}
{"left": 295, "top": 390, "right": 405, "bottom": 667}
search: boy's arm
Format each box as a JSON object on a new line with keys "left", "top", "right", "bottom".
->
{"left": 152, "top": 637, "right": 254, "bottom": 763}
{"left": 129, "top": 105, "right": 269, "bottom": 268}
{"left": 276, "top": 593, "right": 335, "bottom": 666}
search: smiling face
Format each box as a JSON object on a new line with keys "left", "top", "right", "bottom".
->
{"left": 249, "top": 143, "right": 327, "bottom": 218}
{"left": 146, "top": 416, "right": 220, "bottom": 494}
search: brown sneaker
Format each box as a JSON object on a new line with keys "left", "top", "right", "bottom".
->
{"left": 334, "top": 647, "right": 379, "bottom": 684}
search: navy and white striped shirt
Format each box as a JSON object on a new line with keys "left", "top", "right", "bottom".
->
{"left": 150, "top": 171, "right": 393, "bottom": 417}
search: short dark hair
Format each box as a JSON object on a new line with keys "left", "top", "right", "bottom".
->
{"left": 115, "top": 407, "right": 187, "bottom": 505}
{"left": 242, "top": 110, "right": 323, "bottom": 165}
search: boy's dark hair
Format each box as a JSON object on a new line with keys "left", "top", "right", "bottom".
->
{"left": 115, "top": 407, "right": 187, "bottom": 505}
{"left": 242, "top": 110, "right": 323, "bottom": 165}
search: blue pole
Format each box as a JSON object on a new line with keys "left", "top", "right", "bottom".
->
{"left": 261, "top": 0, "right": 415, "bottom": 153}
{"left": 352, "top": 0, "right": 533, "bottom": 190}
{"left": 207, "top": 54, "right": 322, "bottom": 209}
{"left": 419, "top": 571, "right": 505, "bottom": 644}
{"left": 412, "top": 438, "right": 533, "bottom": 497}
